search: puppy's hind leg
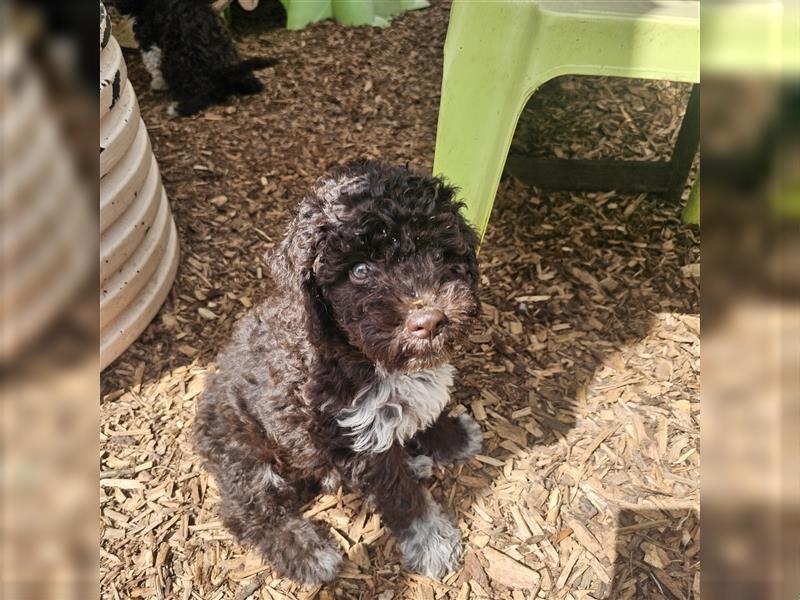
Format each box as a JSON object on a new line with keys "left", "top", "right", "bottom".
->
{"left": 233, "top": 73, "right": 264, "bottom": 95}
{"left": 195, "top": 403, "right": 342, "bottom": 584}
{"left": 220, "top": 492, "right": 342, "bottom": 584}
{"left": 175, "top": 96, "right": 211, "bottom": 117}
{"left": 222, "top": 59, "right": 274, "bottom": 96}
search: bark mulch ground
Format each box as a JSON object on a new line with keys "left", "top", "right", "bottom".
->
{"left": 101, "top": 2, "right": 699, "bottom": 598}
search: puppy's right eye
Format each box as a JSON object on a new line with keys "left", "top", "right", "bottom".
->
{"left": 350, "top": 263, "right": 371, "bottom": 282}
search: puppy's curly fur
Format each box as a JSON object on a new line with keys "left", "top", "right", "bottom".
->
{"left": 195, "top": 161, "right": 484, "bottom": 584}
{"left": 115, "top": 0, "right": 277, "bottom": 116}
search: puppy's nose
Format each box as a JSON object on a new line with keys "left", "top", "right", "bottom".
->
{"left": 405, "top": 308, "right": 445, "bottom": 339}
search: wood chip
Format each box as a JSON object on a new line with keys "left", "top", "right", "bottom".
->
{"left": 100, "top": 479, "right": 144, "bottom": 490}
{"left": 483, "top": 547, "right": 541, "bottom": 590}
{"left": 555, "top": 550, "right": 582, "bottom": 590}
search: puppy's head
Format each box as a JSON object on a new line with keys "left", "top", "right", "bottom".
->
{"left": 270, "top": 160, "right": 480, "bottom": 372}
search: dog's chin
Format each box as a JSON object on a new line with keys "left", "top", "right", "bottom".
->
{"left": 401, "top": 353, "right": 451, "bottom": 373}
{"left": 376, "top": 332, "right": 464, "bottom": 373}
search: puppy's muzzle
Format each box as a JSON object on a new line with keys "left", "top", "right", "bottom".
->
{"left": 405, "top": 308, "right": 446, "bottom": 339}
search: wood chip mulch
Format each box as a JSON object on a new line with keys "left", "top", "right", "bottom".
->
{"left": 101, "top": 2, "right": 700, "bottom": 598}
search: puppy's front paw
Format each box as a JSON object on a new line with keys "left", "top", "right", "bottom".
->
{"left": 272, "top": 518, "right": 343, "bottom": 585}
{"left": 300, "top": 543, "right": 343, "bottom": 584}
{"left": 452, "top": 413, "right": 482, "bottom": 463}
{"left": 266, "top": 517, "right": 342, "bottom": 585}
{"left": 407, "top": 454, "right": 434, "bottom": 479}
{"left": 396, "top": 495, "right": 462, "bottom": 579}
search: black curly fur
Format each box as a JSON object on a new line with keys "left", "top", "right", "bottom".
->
{"left": 115, "top": 0, "right": 277, "bottom": 115}
{"left": 194, "top": 161, "right": 483, "bottom": 583}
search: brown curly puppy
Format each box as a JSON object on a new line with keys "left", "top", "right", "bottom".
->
{"left": 195, "top": 160, "right": 483, "bottom": 584}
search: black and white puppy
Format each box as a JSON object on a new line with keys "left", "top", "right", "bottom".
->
{"left": 115, "top": 0, "right": 277, "bottom": 116}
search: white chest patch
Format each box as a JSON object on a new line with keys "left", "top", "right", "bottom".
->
{"left": 337, "top": 364, "right": 455, "bottom": 454}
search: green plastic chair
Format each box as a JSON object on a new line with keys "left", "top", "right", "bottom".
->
{"left": 432, "top": 1, "right": 700, "bottom": 240}
{"left": 279, "top": 0, "right": 429, "bottom": 30}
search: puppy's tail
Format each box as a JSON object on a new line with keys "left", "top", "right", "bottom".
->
{"left": 225, "top": 57, "right": 279, "bottom": 79}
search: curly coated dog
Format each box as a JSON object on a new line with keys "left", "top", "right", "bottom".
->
{"left": 195, "top": 161, "right": 483, "bottom": 584}
{"left": 115, "top": 0, "right": 277, "bottom": 116}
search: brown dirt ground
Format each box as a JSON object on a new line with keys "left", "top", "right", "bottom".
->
{"left": 101, "top": 2, "right": 700, "bottom": 598}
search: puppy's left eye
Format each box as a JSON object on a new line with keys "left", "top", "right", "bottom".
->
{"left": 350, "top": 263, "right": 371, "bottom": 282}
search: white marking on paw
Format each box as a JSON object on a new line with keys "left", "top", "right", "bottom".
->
{"left": 258, "top": 465, "right": 285, "bottom": 489}
{"left": 166, "top": 103, "right": 178, "bottom": 117}
{"left": 321, "top": 470, "right": 341, "bottom": 493}
{"left": 305, "top": 544, "right": 342, "bottom": 583}
{"left": 283, "top": 517, "right": 343, "bottom": 584}
{"left": 396, "top": 490, "right": 462, "bottom": 579}
{"left": 141, "top": 46, "right": 166, "bottom": 90}
{"left": 338, "top": 365, "right": 454, "bottom": 454}
{"left": 407, "top": 454, "right": 434, "bottom": 479}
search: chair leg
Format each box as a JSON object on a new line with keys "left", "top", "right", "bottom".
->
{"left": 434, "top": 88, "right": 530, "bottom": 241}
{"left": 682, "top": 173, "right": 700, "bottom": 225}
{"left": 433, "top": 75, "right": 535, "bottom": 240}
{"left": 433, "top": 1, "right": 556, "bottom": 241}
{"left": 666, "top": 84, "right": 700, "bottom": 202}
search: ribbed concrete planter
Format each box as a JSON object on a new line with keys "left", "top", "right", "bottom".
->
{"left": 1, "top": 32, "right": 93, "bottom": 361}
{"left": 100, "top": 2, "right": 179, "bottom": 370}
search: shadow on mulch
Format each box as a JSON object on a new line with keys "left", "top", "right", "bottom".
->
{"left": 445, "top": 169, "right": 699, "bottom": 545}
{"left": 610, "top": 508, "right": 700, "bottom": 599}
{"left": 454, "top": 183, "right": 698, "bottom": 438}
{"left": 431, "top": 70, "right": 698, "bottom": 471}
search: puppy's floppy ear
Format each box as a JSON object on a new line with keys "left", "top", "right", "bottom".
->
{"left": 267, "top": 196, "right": 325, "bottom": 293}
{"left": 266, "top": 196, "right": 334, "bottom": 344}
{"left": 268, "top": 169, "right": 368, "bottom": 288}
{"left": 267, "top": 171, "right": 369, "bottom": 345}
